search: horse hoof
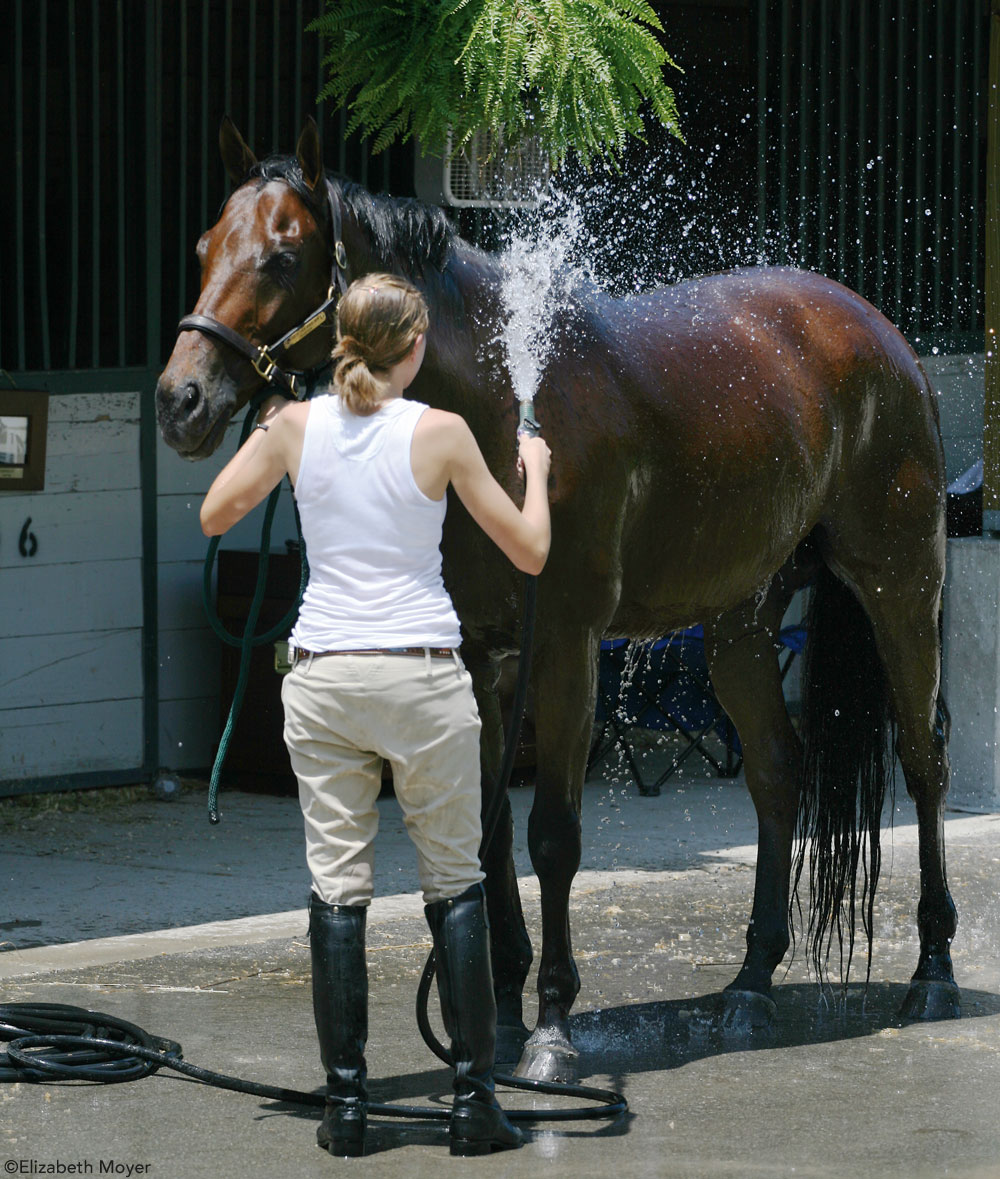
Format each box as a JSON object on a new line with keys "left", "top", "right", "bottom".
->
{"left": 718, "top": 990, "right": 777, "bottom": 1036}
{"left": 513, "top": 1029, "right": 579, "bottom": 1084}
{"left": 899, "top": 979, "right": 961, "bottom": 1021}
{"left": 495, "top": 1020, "right": 530, "bottom": 1067}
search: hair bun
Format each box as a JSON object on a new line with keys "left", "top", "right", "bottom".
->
{"left": 334, "top": 334, "right": 368, "bottom": 363}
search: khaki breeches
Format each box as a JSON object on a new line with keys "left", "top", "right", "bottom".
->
{"left": 281, "top": 651, "right": 485, "bottom": 906}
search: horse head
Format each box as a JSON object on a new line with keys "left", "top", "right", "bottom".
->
{"left": 156, "top": 118, "right": 350, "bottom": 459}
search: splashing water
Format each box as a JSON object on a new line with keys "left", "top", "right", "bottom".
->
{"left": 498, "top": 193, "right": 591, "bottom": 404}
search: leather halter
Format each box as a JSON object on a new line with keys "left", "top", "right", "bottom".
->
{"left": 176, "top": 178, "right": 350, "bottom": 400}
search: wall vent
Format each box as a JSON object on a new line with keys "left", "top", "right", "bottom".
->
{"left": 414, "top": 129, "right": 549, "bottom": 208}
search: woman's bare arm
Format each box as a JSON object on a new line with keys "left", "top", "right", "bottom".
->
{"left": 434, "top": 414, "right": 551, "bottom": 575}
{"left": 199, "top": 398, "right": 306, "bottom": 536}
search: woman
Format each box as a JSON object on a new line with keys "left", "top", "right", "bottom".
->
{"left": 200, "top": 273, "right": 551, "bottom": 1157}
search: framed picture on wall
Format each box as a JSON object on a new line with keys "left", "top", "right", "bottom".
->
{"left": 0, "top": 391, "right": 49, "bottom": 491}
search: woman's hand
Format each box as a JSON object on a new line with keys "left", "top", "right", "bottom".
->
{"left": 517, "top": 433, "right": 551, "bottom": 482}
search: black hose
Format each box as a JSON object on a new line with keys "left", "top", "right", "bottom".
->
{"left": 414, "top": 573, "right": 627, "bottom": 1119}
{"left": 0, "top": 583, "right": 626, "bottom": 1124}
{"left": 0, "top": 999, "right": 622, "bottom": 1123}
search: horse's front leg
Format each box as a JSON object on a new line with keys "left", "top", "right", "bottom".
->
{"left": 465, "top": 650, "right": 534, "bottom": 1061}
{"left": 514, "top": 635, "right": 597, "bottom": 1083}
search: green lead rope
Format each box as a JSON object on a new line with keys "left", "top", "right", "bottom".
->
{"left": 201, "top": 407, "right": 308, "bottom": 823}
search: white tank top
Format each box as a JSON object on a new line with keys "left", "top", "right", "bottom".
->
{"left": 288, "top": 394, "right": 462, "bottom": 651}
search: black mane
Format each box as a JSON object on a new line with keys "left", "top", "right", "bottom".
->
{"left": 335, "top": 175, "right": 456, "bottom": 275}
{"left": 244, "top": 155, "right": 456, "bottom": 276}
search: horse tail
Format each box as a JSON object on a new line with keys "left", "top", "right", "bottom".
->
{"left": 791, "top": 564, "right": 897, "bottom": 986}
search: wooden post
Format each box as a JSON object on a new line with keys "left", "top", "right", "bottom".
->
{"left": 984, "top": 0, "right": 1000, "bottom": 531}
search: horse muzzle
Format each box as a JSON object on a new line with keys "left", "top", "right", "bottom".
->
{"left": 155, "top": 372, "right": 236, "bottom": 460}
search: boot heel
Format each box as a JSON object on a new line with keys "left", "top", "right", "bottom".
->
{"left": 450, "top": 1136, "right": 493, "bottom": 1157}
{"left": 328, "top": 1136, "right": 365, "bottom": 1159}
{"left": 318, "top": 1098, "right": 366, "bottom": 1157}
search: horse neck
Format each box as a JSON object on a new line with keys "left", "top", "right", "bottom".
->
{"left": 415, "top": 244, "right": 512, "bottom": 449}
{"left": 330, "top": 182, "right": 511, "bottom": 449}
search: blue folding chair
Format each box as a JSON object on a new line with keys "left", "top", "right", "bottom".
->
{"left": 588, "top": 624, "right": 806, "bottom": 796}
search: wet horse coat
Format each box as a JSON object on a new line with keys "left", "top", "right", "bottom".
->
{"left": 157, "top": 122, "right": 958, "bottom": 1081}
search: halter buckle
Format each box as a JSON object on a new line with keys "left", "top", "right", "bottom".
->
{"left": 252, "top": 349, "right": 278, "bottom": 383}
{"left": 335, "top": 241, "right": 348, "bottom": 271}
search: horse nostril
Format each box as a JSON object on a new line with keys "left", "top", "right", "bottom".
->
{"left": 181, "top": 381, "right": 202, "bottom": 417}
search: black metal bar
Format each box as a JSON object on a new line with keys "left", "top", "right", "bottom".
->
{"left": 91, "top": 0, "right": 101, "bottom": 366}
{"left": 875, "top": 0, "right": 888, "bottom": 311}
{"left": 38, "top": 0, "right": 51, "bottom": 370}
{"left": 798, "top": 6, "right": 808, "bottom": 266}
{"left": 856, "top": 0, "right": 867, "bottom": 296}
{"left": 200, "top": 0, "right": 210, "bottom": 234}
{"left": 756, "top": 0, "right": 767, "bottom": 253}
{"left": 315, "top": 15, "right": 325, "bottom": 136}
{"left": 294, "top": 0, "right": 303, "bottom": 142}
{"left": 818, "top": 0, "right": 829, "bottom": 267}
{"left": 972, "top": 0, "right": 983, "bottom": 332}
{"left": 933, "top": 0, "right": 944, "bottom": 324}
{"left": 142, "top": 4, "right": 162, "bottom": 781}
{"left": 116, "top": 0, "right": 126, "bottom": 366}
{"left": 273, "top": 0, "right": 281, "bottom": 149}
{"left": 894, "top": 0, "right": 905, "bottom": 325}
{"left": 178, "top": 1, "right": 189, "bottom": 326}
{"left": 225, "top": 0, "right": 233, "bottom": 120}
{"left": 248, "top": 0, "right": 257, "bottom": 148}
{"left": 914, "top": 0, "right": 925, "bottom": 327}
{"left": 951, "top": 1, "right": 962, "bottom": 333}
{"left": 14, "top": 0, "right": 26, "bottom": 369}
{"left": 779, "top": 0, "right": 790, "bottom": 258}
{"left": 836, "top": 0, "right": 847, "bottom": 282}
{"left": 67, "top": 0, "right": 79, "bottom": 367}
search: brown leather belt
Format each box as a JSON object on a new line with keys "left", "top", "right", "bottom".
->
{"left": 290, "top": 646, "right": 456, "bottom": 667}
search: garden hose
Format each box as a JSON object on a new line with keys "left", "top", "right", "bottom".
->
{"left": 0, "top": 407, "right": 626, "bottom": 1124}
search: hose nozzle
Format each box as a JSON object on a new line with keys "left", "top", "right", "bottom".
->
{"left": 517, "top": 400, "right": 541, "bottom": 438}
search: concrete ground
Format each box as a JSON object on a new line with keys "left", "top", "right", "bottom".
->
{"left": 2, "top": 746, "right": 1000, "bottom": 1178}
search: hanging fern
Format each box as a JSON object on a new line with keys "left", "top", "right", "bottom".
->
{"left": 309, "top": 0, "right": 683, "bottom": 168}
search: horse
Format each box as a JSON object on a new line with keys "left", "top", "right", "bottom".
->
{"left": 156, "top": 119, "right": 959, "bottom": 1083}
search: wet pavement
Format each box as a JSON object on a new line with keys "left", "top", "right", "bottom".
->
{"left": 2, "top": 756, "right": 1000, "bottom": 1178}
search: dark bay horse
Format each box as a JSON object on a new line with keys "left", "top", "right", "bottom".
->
{"left": 157, "top": 120, "right": 959, "bottom": 1082}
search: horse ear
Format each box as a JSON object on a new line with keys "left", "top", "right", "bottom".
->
{"left": 296, "top": 117, "right": 324, "bottom": 193}
{"left": 219, "top": 115, "right": 257, "bottom": 184}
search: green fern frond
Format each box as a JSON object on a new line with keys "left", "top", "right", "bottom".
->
{"left": 310, "top": 0, "right": 682, "bottom": 167}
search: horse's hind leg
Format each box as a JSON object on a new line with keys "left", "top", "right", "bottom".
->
{"left": 831, "top": 556, "right": 959, "bottom": 1019}
{"left": 704, "top": 578, "right": 803, "bottom": 1030}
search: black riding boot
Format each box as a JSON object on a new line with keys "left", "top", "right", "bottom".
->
{"left": 425, "top": 883, "right": 523, "bottom": 1156}
{"left": 309, "top": 893, "right": 368, "bottom": 1158}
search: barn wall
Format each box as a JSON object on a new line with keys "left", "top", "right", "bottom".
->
{"left": 925, "top": 353, "right": 987, "bottom": 484}
{"left": 0, "top": 391, "right": 144, "bottom": 784}
{"left": 155, "top": 421, "right": 299, "bottom": 775}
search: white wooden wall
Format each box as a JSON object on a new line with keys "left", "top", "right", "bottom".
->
{"left": 0, "top": 390, "right": 299, "bottom": 788}
{"left": 0, "top": 392, "right": 143, "bottom": 781}
{"left": 156, "top": 419, "right": 299, "bottom": 773}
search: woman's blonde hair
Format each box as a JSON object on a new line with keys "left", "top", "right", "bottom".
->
{"left": 331, "top": 273, "right": 429, "bottom": 415}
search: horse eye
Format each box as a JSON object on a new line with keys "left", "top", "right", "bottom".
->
{"left": 264, "top": 250, "right": 300, "bottom": 288}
